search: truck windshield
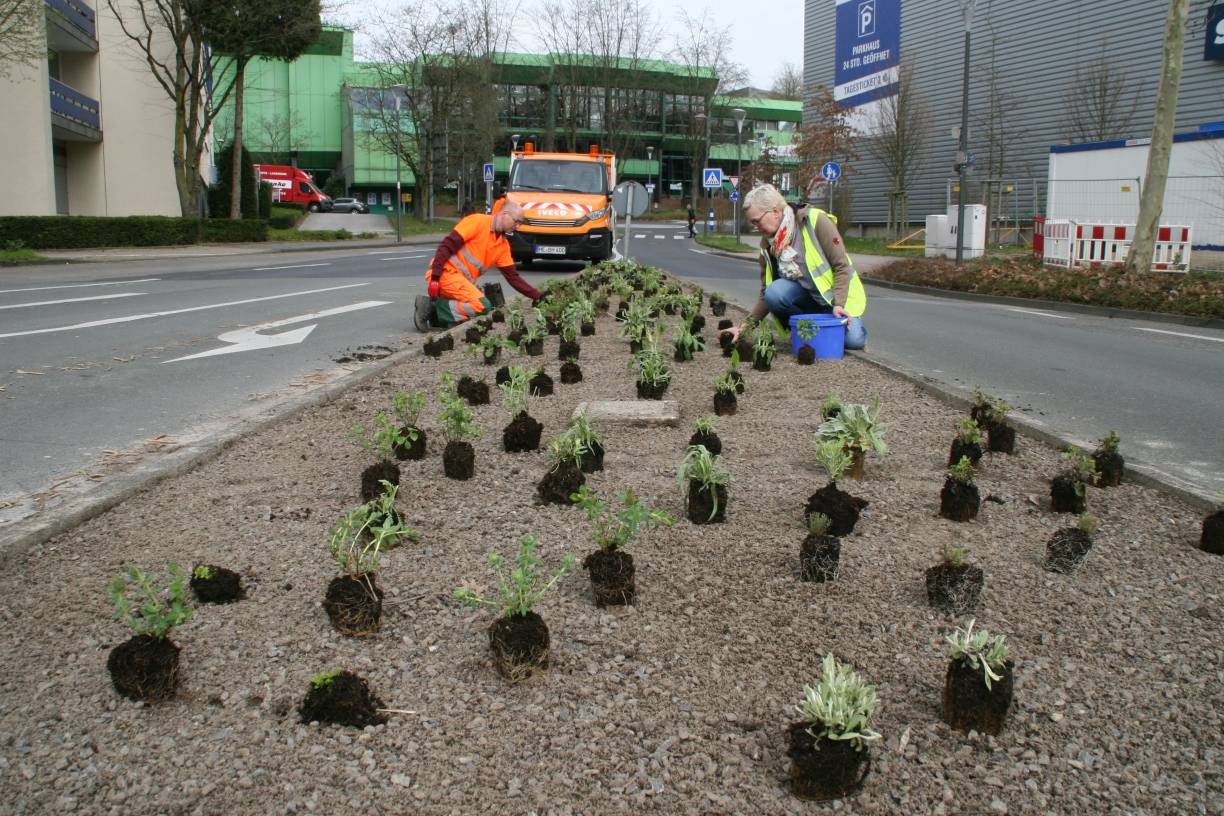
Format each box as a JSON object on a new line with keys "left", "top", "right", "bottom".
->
{"left": 510, "top": 160, "right": 607, "bottom": 195}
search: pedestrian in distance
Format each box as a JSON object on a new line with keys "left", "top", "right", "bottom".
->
{"left": 686, "top": 202, "right": 697, "bottom": 238}
{"left": 413, "top": 198, "right": 542, "bottom": 332}
{"left": 720, "top": 183, "right": 867, "bottom": 350}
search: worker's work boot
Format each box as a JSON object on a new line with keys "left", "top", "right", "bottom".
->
{"left": 413, "top": 295, "right": 433, "bottom": 333}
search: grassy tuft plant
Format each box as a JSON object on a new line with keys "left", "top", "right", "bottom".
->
{"left": 821, "top": 391, "right": 844, "bottom": 421}
{"left": 109, "top": 565, "right": 193, "bottom": 639}
{"left": 1061, "top": 446, "right": 1099, "bottom": 496}
{"left": 945, "top": 619, "right": 1010, "bottom": 690}
{"left": 807, "top": 512, "right": 832, "bottom": 536}
{"left": 677, "top": 444, "right": 731, "bottom": 521}
{"left": 813, "top": 438, "right": 854, "bottom": 482}
{"left": 564, "top": 413, "right": 603, "bottom": 452}
{"left": 545, "top": 433, "right": 587, "bottom": 472}
{"left": 694, "top": 415, "right": 717, "bottom": 436}
{"left": 498, "top": 366, "right": 531, "bottom": 417}
{"left": 454, "top": 535, "right": 575, "bottom": 618}
{"left": 942, "top": 541, "right": 969, "bottom": 568}
{"left": 794, "top": 654, "right": 881, "bottom": 747}
{"left": 1077, "top": 512, "right": 1099, "bottom": 535}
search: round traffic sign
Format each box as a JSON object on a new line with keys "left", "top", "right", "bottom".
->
{"left": 611, "top": 181, "right": 649, "bottom": 217}
{"left": 821, "top": 161, "right": 842, "bottom": 182}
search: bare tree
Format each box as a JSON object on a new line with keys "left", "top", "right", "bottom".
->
{"left": 254, "top": 111, "right": 317, "bottom": 164}
{"left": 1124, "top": 0, "right": 1190, "bottom": 274}
{"left": 862, "top": 61, "right": 929, "bottom": 237}
{"left": 105, "top": 0, "right": 239, "bottom": 216}
{"left": 364, "top": 0, "right": 512, "bottom": 220}
{"left": 0, "top": 0, "right": 42, "bottom": 79}
{"left": 1059, "top": 41, "right": 1141, "bottom": 143}
{"left": 770, "top": 61, "right": 803, "bottom": 100}
{"left": 536, "top": 0, "right": 588, "bottom": 151}
{"left": 669, "top": 9, "right": 747, "bottom": 199}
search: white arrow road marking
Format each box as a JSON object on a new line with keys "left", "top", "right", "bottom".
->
{"left": 0, "top": 292, "right": 147, "bottom": 310}
{"left": 1133, "top": 327, "right": 1224, "bottom": 343}
{"left": 163, "top": 300, "right": 392, "bottom": 363}
{"left": 251, "top": 262, "right": 332, "bottom": 271}
{"left": 1001, "top": 306, "right": 1074, "bottom": 320}
{"left": 0, "top": 278, "right": 160, "bottom": 294}
{"left": 0, "top": 283, "right": 369, "bottom": 339}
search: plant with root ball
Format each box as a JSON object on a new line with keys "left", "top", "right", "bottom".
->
{"left": 753, "top": 322, "right": 777, "bottom": 366}
{"left": 945, "top": 619, "right": 1010, "bottom": 690}
{"left": 454, "top": 534, "right": 575, "bottom": 618}
{"left": 794, "top": 653, "right": 881, "bottom": 747}
{"left": 392, "top": 390, "right": 427, "bottom": 428}
{"left": 507, "top": 298, "right": 528, "bottom": 332}
{"left": 564, "top": 414, "right": 603, "bottom": 453}
{"left": 808, "top": 512, "right": 832, "bottom": 536}
{"left": 796, "top": 318, "right": 818, "bottom": 343}
{"left": 109, "top": 565, "right": 192, "bottom": 639}
{"left": 572, "top": 485, "right": 674, "bottom": 552}
{"left": 821, "top": 391, "right": 844, "bottom": 421}
{"left": 1061, "top": 446, "right": 1099, "bottom": 496}
{"left": 677, "top": 444, "right": 732, "bottom": 521}
{"left": 1097, "top": 430, "right": 1120, "bottom": 454}
{"left": 694, "top": 415, "right": 718, "bottom": 436}
{"left": 545, "top": 433, "right": 587, "bottom": 472}
{"left": 941, "top": 541, "right": 969, "bottom": 568}
{"left": 437, "top": 375, "right": 481, "bottom": 443}
{"left": 498, "top": 366, "right": 531, "bottom": 417}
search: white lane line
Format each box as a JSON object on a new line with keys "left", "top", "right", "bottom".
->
{"left": 1133, "top": 327, "right": 1224, "bottom": 344}
{"left": 0, "top": 292, "right": 147, "bottom": 310}
{"left": 0, "top": 278, "right": 160, "bottom": 295}
{"left": 380, "top": 255, "right": 432, "bottom": 261}
{"left": 251, "top": 262, "right": 332, "bottom": 271}
{"left": 1001, "top": 306, "right": 1074, "bottom": 320}
{"left": 673, "top": 235, "right": 686, "bottom": 239}
{"left": 0, "top": 283, "right": 369, "bottom": 339}
{"left": 653, "top": 235, "right": 665, "bottom": 239}
{"left": 164, "top": 300, "right": 392, "bottom": 363}
{"left": 634, "top": 234, "right": 646, "bottom": 238}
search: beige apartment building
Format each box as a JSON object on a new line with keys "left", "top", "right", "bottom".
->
{"left": 0, "top": 0, "right": 203, "bottom": 217}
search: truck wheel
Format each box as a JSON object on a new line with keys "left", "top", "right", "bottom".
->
{"left": 308, "top": 202, "right": 319, "bottom": 212}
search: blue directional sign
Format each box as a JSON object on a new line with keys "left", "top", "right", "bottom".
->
{"left": 702, "top": 168, "right": 723, "bottom": 189}
{"left": 483, "top": 162, "right": 495, "bottom": 183}
{"left": 729, "top": 190, "right": 739, "bottom": 203}
{"left": 821, "top": 161, "right": 842, "bottom": 182}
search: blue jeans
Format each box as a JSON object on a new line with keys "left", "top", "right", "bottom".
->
{"left": 762, "top": 279, "right": 867, "bottom": 350}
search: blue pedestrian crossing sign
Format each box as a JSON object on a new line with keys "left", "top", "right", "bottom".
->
{"left": 483, "top": 162, "right": 495, "bottom": 183}
{"left": 702, "top": 168, "right": 722, "bottom": 188}
{"left": 820, "top": 161, "right": 842, "bottom": 182}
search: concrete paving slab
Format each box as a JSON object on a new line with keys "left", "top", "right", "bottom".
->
{"left": 572, "top": 400, "right": 680, "bottom": 427}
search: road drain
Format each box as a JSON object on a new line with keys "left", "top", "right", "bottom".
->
{"left": 333, "top": 345, "right": 396, "bottom": 363}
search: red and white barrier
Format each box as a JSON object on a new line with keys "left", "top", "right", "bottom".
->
{"left": 1041, "top": 220, "right": 1192, "bottom": 271}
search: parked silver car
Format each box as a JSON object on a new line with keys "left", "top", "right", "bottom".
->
{"left": 331, "top": 197, "right": 369, "bottom": 214}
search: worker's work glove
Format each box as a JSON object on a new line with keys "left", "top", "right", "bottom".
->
{"left": 427, "top": 278, "right": 441, "bottom": 299}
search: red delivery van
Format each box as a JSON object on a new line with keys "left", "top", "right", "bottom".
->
{"left": 254, "top": 165, "right": 333, "bottom": 212}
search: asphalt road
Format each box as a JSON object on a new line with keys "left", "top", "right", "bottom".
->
{"left": 621, "top": 222, "right": 1224, "bottom": 502}
{"left": 0, "top": 244, "right": 576, "bottom": 524}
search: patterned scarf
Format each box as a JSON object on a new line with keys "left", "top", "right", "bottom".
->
{"left": 769, "top": 206, "right": 803, "bottom": 281}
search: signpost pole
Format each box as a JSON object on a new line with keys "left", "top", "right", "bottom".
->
{"left": 624, "top": 186, "right": 634, "bottom": 262}
{"left": 829, "top": 179, "right": 834, "bottom": 214}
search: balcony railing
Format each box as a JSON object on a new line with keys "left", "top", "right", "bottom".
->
{"left": 45, "top": 0, "right": 96, "bottom": 39}
{"left": 50, "top": 77, "right": 101, "bottom": 131}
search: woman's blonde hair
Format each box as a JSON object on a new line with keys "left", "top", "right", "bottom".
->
{"left": 742, "top": 183, "right": 786, "bottom": 214}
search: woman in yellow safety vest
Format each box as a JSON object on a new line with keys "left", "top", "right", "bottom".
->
{"left": 721, "top": 183, "right": 867, "bottom": 350}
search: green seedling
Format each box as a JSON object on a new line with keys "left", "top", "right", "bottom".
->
{"left": 350, "top": 412, "right": 410, "bottom": 460}
{"left": 813, "top": 438, "right": 853, "bottom": 482}
{"left": 310, "top": 669, "right": 341, "bottom": 690}
{"left": 192, "top": 564, "right": 214, "bottom": 581}
{"left": 499, "top": 366, "right": 531, "bottom": 417}
{"left": 109, "top": 565, "right": 192, "bottom": 639}
{"left": 1061, "top": 446, "right": 1099, "bottom": 496}
{"left": 328, "top": 481, "right": 418, "bottom": 577}
{"left": 454, "top": 534, "right": 575, "bottom": 618}
{"left": 694, "top": 415, "right": 717, "bottom": 436}
{"left": 571, "top": 486, "right": 674, "bottom": 552}
{"left": 676, "top": 444, "right": 732, "bottom": 521}
{"left": 957, "top": 417, "right": 983, "bottom": 445}
{"left": 391, "top": 390, "right": 427, "bottom": 428}
{"left": 942, "top": 541, "right": 968, "bottom": 568}
{"left": 437, "top": 374, "right": 480, "bottom": 443}
{"left": 807, "top": 512, "right": 832, "bottom": 536}
{"left": 1077, "top": 513, "right": 1099, "bottom": 535}
{"left": 947, "top": 456, "right": 976, "bottom": 484}
{"left": 1096, "top": 430, "right": 1120, "bottom": 454}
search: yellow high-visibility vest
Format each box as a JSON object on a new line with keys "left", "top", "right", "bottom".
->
{"left": 761, "top": 208, "right": 866, "bottom": 317}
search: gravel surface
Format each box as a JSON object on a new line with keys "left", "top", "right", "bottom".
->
{"left": 1, "top": 303, "right": 1221, "bottom": 815}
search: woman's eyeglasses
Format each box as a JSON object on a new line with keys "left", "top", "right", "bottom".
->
{"left": 748, "top": 211, "right": 774, "bottom": 228}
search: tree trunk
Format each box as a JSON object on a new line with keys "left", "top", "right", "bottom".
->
{"left": 1123, "top": 0, "right": 1189, "bottom": 275}
{"left": 230, "top": 61, "right": 247, "bottom": 220}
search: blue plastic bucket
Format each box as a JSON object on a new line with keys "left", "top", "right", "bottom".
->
{"left": 788, "top": 313, "right": 847, "bottom": 359}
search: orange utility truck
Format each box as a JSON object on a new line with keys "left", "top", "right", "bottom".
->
{"left": 504, "top": 143, "right": 615, "bottom": 263}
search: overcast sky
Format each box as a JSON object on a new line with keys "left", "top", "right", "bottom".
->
{"left": 332, "top": 0, "right": 804, "bottom": 91}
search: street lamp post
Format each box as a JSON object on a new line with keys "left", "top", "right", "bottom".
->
{"left": 732, "top": 107, "right": 746, "bottom": 242}
{"left": 646, "top": 145, "right": 654, "bottom": 207}
{"left": 391, "top": 84, "right": 406, "bottom": 243}
{"left": 955, "top": 1, "right": 976, "bottom": 265}
{"left": 694, "top": 111, "right": 711, "bottom": 233}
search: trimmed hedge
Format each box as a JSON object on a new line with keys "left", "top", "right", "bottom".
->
{"left": 0, "top": 216, "right": 267, "bottom": 249}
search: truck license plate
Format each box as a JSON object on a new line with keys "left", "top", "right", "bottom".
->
{"left": 536, "top": 245, "right": 566, "bottom": 255}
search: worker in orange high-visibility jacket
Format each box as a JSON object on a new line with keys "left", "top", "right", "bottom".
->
{"left": 413, "top": 199, "right": 542, "bottom": 331}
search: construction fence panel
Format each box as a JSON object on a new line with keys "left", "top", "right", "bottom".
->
{"left": 944, "top": 178, "right": 1044, "bottom": 247}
